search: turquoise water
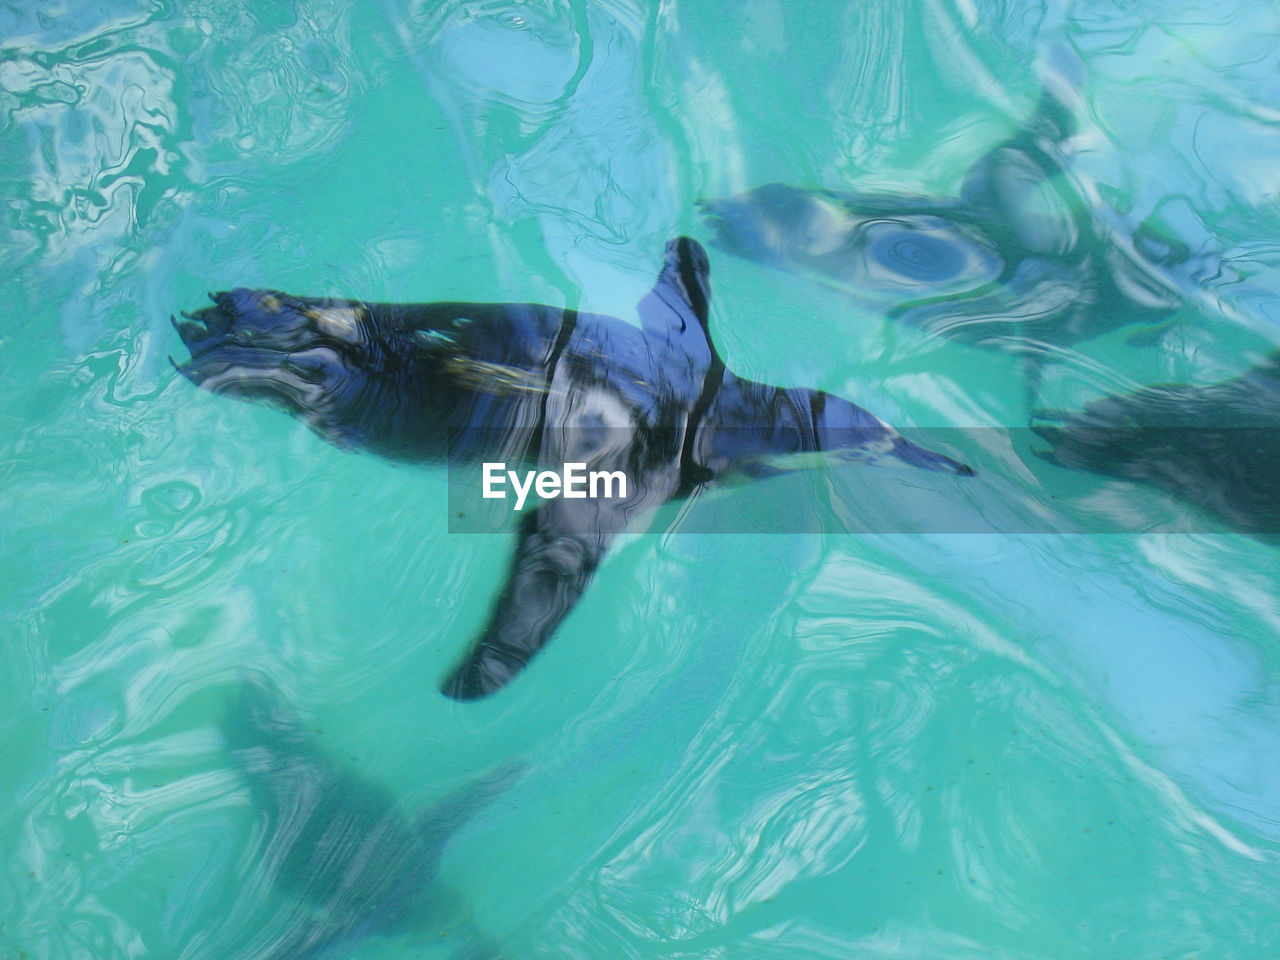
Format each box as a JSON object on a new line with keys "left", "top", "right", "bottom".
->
{"left": 4, "top": 1, "right": 1280, "bottom": 957}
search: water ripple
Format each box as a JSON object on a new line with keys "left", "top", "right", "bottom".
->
{"left": 6, "top": 1, "right": 1280, "bottom": 958}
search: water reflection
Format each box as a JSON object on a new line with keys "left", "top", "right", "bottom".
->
{"left": 1032, "top": 355, "right": 1280, "bottom": 538}
{"left": 559, "top": 534, "right": 1273, "bottom": 956}
{"left": 6, "top": 1, "right": 1280, "bottom": 958}
{"left": 698, "top": 63, "right": 1206, "bottom": 350}
{"left": 401, "top": 0, "right": 686, "bottom": 308}
{"left": 1, "top": 0, "right": 366, "bottom": 353}
{"left": 223, "top": 681, "right": 519, "bottom": 960}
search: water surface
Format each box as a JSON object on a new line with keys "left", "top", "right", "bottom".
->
{"left": 3, "top": 1, "right": 1280, "bottom": 957}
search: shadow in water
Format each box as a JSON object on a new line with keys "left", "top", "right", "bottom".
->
{"left": 1033, "top": 351, "right": 1280, "bottom": 540}
{"left": 222, "top": 681, "right": 522, "bottom": 960}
